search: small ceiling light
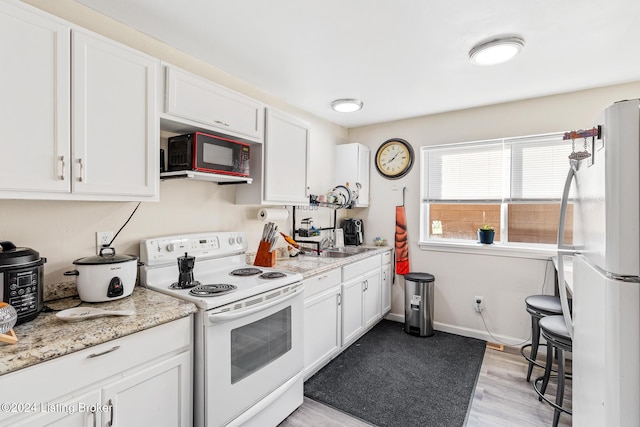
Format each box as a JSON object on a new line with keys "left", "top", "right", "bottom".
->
{"left": 469, "top": 36, "right": 525, "bottom": 66}
{"left": 331, "top": 98, "right": 363, "bottom": 113}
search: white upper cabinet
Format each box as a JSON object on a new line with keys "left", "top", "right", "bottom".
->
{"left": 0, "top": 1, "right": 70, "bottom": 194}
{"left": 236, "top": 108, "right": 310, "bottom": 205}
{"left": 72, "top": 30, "right": 159, "bottom": 199}
{"left": 0, "top": 1, "right": 159, "bottom": 201}
{"left": 163, "top": 65, "right": 264, "bottom": 142}
{"left": 335, "top": 143, "right": 370, "bottom": 207}
{"left": 264, "top": 108, "right": 310, "bottom": 204}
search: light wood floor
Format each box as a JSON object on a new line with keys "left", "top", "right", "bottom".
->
{"left": 280, "top": 345, "right": 571, "bottom": 427}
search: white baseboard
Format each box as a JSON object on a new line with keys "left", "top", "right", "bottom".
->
{"left": 382, "top": 313, "right": 529, "bottom": 348}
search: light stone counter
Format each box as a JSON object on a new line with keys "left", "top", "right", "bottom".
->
{"left": 0, "top": 286, "right": 197, "bottom": 375}
{"left": 249, "top": 245, "right": 393, "bottom": 279}
{"left": 1, "top": 247, "right": 390, "bottom": 375}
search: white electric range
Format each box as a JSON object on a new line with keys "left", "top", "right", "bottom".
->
{"left": 140, "top": 231, "right": 304, "bottom": 427}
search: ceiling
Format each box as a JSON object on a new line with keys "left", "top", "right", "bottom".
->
{"left": 75, "top": 0, "right": 640, "bottom": 128}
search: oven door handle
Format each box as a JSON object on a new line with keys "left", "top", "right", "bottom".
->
{"left": 208, "top": 285, "right": 303, "bottom": 323}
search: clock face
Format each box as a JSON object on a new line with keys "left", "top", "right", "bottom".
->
{"left": 375, "top": 138, "right": 414, "bottom": 179}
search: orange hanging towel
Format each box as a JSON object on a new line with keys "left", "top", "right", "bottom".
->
{"left": 395, "top": 205, "right": 410, "bottom": 275}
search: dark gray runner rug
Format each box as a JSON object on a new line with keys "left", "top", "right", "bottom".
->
{"left": 304, "top": 320, "right": 486, "bottom": 427}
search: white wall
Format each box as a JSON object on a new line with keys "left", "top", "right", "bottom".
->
{"left": 348, "top": 82, "right": 640, "bottom": 343}
{"left": 1, "top": 0, "right": 347, "bottom": 285}
{"left": 9, "top": 0, "right": 640, "bottom": 345}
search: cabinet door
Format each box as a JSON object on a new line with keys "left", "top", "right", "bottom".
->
{"left": 341, "top": 277, "right": 365, "bottom": 347}
{"left": 165, "top": 66, "right": 264, "bottom": 141}
{"left": 72, "top": 30, "right": 158, "bottom": 198}
{"left": 335, "top": 143, "right": 370, "bottom": 207}
{"left": 381, "top": 263, "right": 392, "bottom": 314}
{"left": 102, "top": 351, "right": 192, "bottom": 427}
{"left": 263, "top": 108, "right": 310, "bottom": 204}
{"left": 304, "top": 285, "right": 341, "bottom": 379}
{"left": 356, "top": 145, "right": 370, "bottom": 206}
{"left": 13, "top": 390, "right": 101, "bottom": 427}
{"left": 363, "top": 269, "right": 381, "bottom": 329}
{"left": 0, "top": 1, "right": 70, "bottom": 194}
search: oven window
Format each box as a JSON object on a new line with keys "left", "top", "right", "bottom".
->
{"left": 203, "top": 143, "right": 234, "bottom": 167}
{"left": 230, "top": 306, "right": 292, "bottom": 384}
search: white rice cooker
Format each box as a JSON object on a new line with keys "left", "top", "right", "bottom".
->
{"left": 65, "top": 247, "right": 139, "bottom": 302}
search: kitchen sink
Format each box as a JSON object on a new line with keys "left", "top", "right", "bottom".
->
{"left": 318, "top": 251, "right": 354, "bottom": 258}
{"left": 317, "top": 246, "right": 378, "bottom": 258}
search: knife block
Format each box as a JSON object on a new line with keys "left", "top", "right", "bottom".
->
{"left": 253, "top": 240, "right": 276, "bottom": 267}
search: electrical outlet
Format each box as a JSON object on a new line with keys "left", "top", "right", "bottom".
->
{"left": 96, "top": 231, "right": 114, "bottom": 254}
{"left": 474, "top": 296, "right": 484, "bottom": 313}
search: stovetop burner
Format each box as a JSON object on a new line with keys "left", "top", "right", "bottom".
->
{"left": 259, "top": 272, "right": 287, "bottom": 280}
{"left": 230, "top": 267, "right": 263, "bottom": 277}
{"left": 189, "top": 284, "right": 237, "bottom": 297}
{"left": 170, "top": 281, "right": 201, "bottom": 289}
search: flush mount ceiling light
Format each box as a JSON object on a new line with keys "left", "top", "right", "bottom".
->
{"left": 469, "top": 36, "right": 525, "bottom": 66}
{"left": 331, "top": 98, "right": 364, "bottom": 113}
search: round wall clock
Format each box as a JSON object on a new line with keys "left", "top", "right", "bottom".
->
{"left": 374, "top": 138, "right": 415, "bottom": 179}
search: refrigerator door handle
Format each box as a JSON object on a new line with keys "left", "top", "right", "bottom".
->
{"left": 557, "top": 166, "right": 577, "bottom": 337}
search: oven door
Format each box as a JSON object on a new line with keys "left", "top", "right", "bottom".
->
{"left": 202, "top": 284, "right": 303, "bottom": 426}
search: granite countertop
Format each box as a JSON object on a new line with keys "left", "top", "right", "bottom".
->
{"left": 0, "top": 286, "right": 197, "bottom": 375}
{"left": 253, "top": 245, "right": 393, "bottom": 279}
{"left": 1, "top": 246, "right": 389, "bottom": 376}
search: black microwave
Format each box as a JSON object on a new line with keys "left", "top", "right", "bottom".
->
{"left": 167, "top": 132, "right": 250, "bottom": 177}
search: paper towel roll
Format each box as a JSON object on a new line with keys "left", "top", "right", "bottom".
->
{"left": 257, "top": 208, "right": 289, "bottom": 221}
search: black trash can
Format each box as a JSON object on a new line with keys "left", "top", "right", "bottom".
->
{"left": 404, "top": 272, "right": 435, "bottom": 337}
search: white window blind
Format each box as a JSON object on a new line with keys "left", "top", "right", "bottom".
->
{"left": 508, "top": 134, "right": 573, "bottom": 201}
{"left": 422, "top": 140, "right": 504, "bottom": 202}
{"left": 422, "top": 132, "right": 571, "bottom": 203}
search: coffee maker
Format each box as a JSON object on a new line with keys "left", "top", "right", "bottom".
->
{"left": 343, "top": 218, "right": 364, "bottom": 246}
{"left": 173, "top": 252, "right": 199, "bottom": 288}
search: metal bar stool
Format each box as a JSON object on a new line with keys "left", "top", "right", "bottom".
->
{"left": 520, "top": 295, "right": 563, "bottom": 381}
{"left": 533, "top": 315, "right": 572, "bottom": 427}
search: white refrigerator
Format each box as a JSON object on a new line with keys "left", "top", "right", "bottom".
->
{"left": 558, "top": 99, "right": 640, "bottom": 427}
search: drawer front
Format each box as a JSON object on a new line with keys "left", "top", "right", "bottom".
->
{"left": 303, "top": 268, "right": 341, "bottom": 299}
{"left": 382, "top": 250, "right": 392, "bottom": 265}
{"left": 165, "top": 66, "right": 264, "bottom": 141}
{"left": 0, "top": 316, "right": 192, "bottom": 423}
{"left": 342, "top": 254, "right": 382, "bottom": 282}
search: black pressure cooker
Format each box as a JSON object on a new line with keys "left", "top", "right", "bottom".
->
{"left": 0, "top": 241, "right": 46, "bottom": 325}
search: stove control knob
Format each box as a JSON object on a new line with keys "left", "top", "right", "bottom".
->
{"left": 228, "top": 236, "right": 236, "bottom": 245}
{"left": 236, "top": 235, "right": 243, "bottom": 244}
{"left": 166, "top": 243, "right": 175, "bottom": 252}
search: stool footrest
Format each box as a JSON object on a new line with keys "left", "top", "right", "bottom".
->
{"left": 533, "top": 376, "right": 572, "bottom": 416}
{"left": 520, "top": 343, "right": 558, "bottom": 373}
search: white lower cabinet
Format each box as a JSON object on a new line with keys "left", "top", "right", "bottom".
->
{"left": 342, "top": 268, "right": 381, "bottom": 347}
{"left": 363, "top": 269, "right": 382, "bottom": 329}
{"left": 2, "top": 317, "right": 193, "bottom": 427}
{"left": 14, "top": 390, "right": 102, "bottom": 427}
{"left": 303, "top": 269, "right": 342, "bottom": 380}
{"left": 101, "top": 351, "right": 191, "bottom": 427}
{"left": 340, "top": 275, "right": 366, "bottom": 347}
{"left": 381, "top": 250, "right": 392, "bottom": 315}
{"left": 303, "top": 250, "right": 392, "bottom": 378}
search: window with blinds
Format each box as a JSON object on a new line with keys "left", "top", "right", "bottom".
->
{"left": 421, "top": 132, "right": 574, "bottom": 245}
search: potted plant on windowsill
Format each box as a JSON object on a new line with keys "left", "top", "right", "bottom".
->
{"left": 478, "top": 224, "right": 495, "bottom": 244}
